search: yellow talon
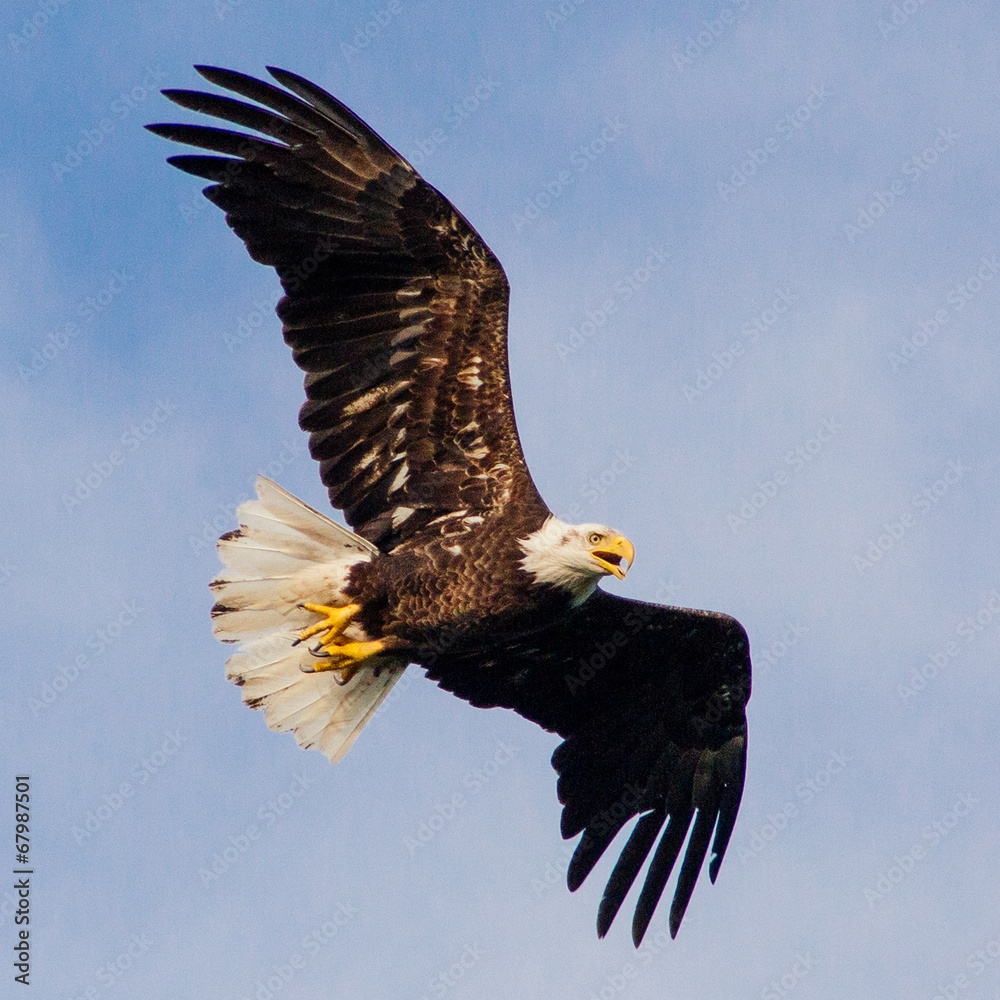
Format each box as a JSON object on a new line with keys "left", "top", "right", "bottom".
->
{"left": 305, "top": 639, "right": 389, "bottom": 685}
{"left": 317, "top": 639, "right": 387, "bottom": 663}
{"left": 297, "top": 603, "right": 361, "bottom": 646}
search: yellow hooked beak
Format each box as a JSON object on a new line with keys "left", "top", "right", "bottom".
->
{"left": 591, "top": 535, "right": 635, "bottom": 581}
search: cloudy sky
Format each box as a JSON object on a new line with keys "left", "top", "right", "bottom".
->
{"left": 3, "top": 1, "right": 999, "bottom": 997}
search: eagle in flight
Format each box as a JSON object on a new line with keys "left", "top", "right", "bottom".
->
{"left": 148, "top": 66, "right": 751, "bottom": 947}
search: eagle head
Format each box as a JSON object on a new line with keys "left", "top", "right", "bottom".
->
{"left": 519, "top": 516, "right": 635, "bottom": 604}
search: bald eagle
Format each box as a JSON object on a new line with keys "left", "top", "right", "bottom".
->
{"left": 148, "top": 66, "right": 751, "bottom": 947}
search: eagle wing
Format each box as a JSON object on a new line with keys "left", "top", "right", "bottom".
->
{"left": 424, "top": 589, "right": 751, "bottom": 946}
{"left": 148, "top": 66, "right": 547, "bottom": 550}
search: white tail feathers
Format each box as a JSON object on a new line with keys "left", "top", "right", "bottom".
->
{"left": 211, "top": 476, "right": 407, "bottom": 763}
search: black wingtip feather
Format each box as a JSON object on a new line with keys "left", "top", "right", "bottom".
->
{"left": 596, "top": 809, "right": 664, "bottom": 938}
{"left": 631, "top": 808, "right": 693, "bottom": 946}
{"left": 566, "top": 822, "right": 625, "bottom": 893}
{"left": 709, "top": 804, "right": 738, "bottom": 884}
{"left": 667, "top": 807, "right": 717, "bottom": 938}
{"left": 709, "top": 854, "right": 723, "bottom": 884}
{"left": 708, "top": 739, "right": 747, "bottom": 882}
{"left": 265, "top": 66, "right": 372, "bottom": 143}
{"left": 163, "top": 154, "right": 243, "bottom": 181}
{"left": 195, "top": 64, "right": 260, "bottom": 89}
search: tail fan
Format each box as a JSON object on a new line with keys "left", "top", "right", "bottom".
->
{"left": 210, "top": 476, "right": 408, "bottom": 762}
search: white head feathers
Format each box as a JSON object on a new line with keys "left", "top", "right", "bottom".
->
{"left": 518, "top": 515, "right": 634, "bottom": 606}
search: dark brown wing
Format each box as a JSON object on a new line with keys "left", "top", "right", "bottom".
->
{"left": 423, "top": 589, "right": 751, "bottom": 946}
{"left": 148, "top": 66, "right": 548, "bottom": 551}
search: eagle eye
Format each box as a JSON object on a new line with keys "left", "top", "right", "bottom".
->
{"left": 587, "top": 531, "right": 603, "bottom": 546}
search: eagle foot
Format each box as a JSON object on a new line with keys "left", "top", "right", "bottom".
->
{"left": 294, "top": 603, "right": 361, "bottom": 648}
{"left": 300, "top": 638, "right": 389, "bottom": 685}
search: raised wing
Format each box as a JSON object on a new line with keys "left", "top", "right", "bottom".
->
{"left": 148, "top": 66, "right": 547, "bottom": 551}
{"left": 424, "top": 589, "right": 751, "bottom": 946}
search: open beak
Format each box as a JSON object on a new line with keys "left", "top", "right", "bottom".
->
{"left": 591, "top": 535, "right": 635, "bottom": 581}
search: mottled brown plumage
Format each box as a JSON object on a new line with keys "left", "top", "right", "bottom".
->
{"left": 345, "top": 517, "right": 575, "bottom": 650}
{"left": 149, "top": 66, "right": 752, "bottom": 947}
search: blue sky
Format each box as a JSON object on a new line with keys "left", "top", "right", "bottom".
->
{"left": 3, "top": 1, "right": 999, "bottom": 997}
